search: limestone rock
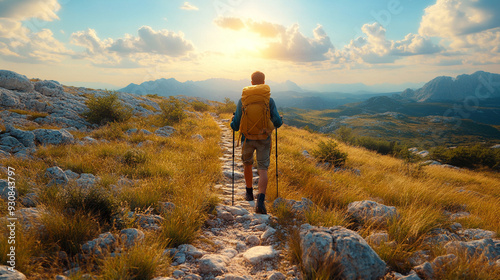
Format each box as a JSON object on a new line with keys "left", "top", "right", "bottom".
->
{"left": 76, "top": 173, "right": 98, "bottom": 189}
{"left": 198, "top": 254, "right": 229, "bottom": 275}
{"left": 0, "top": 265, "right": 27, "bottom": 280}
{"left": 82, "top": 232, "right": 117, "bottom": 255}
{"left": 0, "top": 136, "right": 25, "bottom": 153}
{"left": 458, "top": 228, "right": 496, "bottom": 240}
{"left": 34, "top": 80, "right": 64, "bottom": 97}
{"left": 444, "top": 238, "right": 500, "bottom": 260}
{"left": 0, "top": 70, "right": 33, "bottom": 92}
{"left": 120, "top": 228, "right": 144, "bottom": 248}
{"left": 300, "top": 224, "right": 386, "bottom": 280}
{"left": 347, "top": 200, "right": 398, "bottom": 225}
{"left": 243, "top": 246, "right": 279, "bottom": 265}
{"left": 272, "top": 197, "right": 314, "bottom": 214}
{"left": 45, "top": 166, "right": 69, "bottom": 186}
{"left": 33, "top": 128, "right": 74, "bottom": 145}
{"left": 268, "top": 272, "right": 286, "bottom": 280}
{"left": 365, "top": 231, "right": 389, "bottom": 246}
{"left": 0, "top": 179, "right": 17, "bottom": 200}
{"left": 154, "top": 126, "right": 176, "bottom": 137}
{"left": 5, "top": 125, "right": 35, "bottom": 147}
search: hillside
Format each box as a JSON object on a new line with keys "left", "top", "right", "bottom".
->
{"left": 0, "top": 70, "right": 499, "bottom": 279}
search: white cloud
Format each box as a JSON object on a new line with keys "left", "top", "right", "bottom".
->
{"left": 418, "top": 0, "right": 500, "bottom": 65}
{"left": 419, "top": 0, "right": 500, "bottom": 38}
{"left": 262, "top": 24, "right": 333, "bottom": 62}
{"left": 214, "top": 17, "right": 333, "bottom": 62}
{"left": 0, "top": 0, "right": 61, "bottom": 21}
{"left": 0, "top": 0, "right": 72, "bottom": 63}
{"left": 69, "top": 26, "right": 196, "bottom": 67}
{"left": 180, "top": 2, "right": 198, "bottom": 11}
{"left": 213, "top": 17, "right": 245, "bottom": 30}
{"left": 337, "top": 23, "right": 442, "bottom": 64}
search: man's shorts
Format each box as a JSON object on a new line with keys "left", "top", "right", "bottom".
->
{"left": 241, "top": 138, "right": 271, "bottom": 170}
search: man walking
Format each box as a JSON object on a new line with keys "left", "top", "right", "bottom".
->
{"left": 231, "top": 71, "right": 283, "bottom": 214}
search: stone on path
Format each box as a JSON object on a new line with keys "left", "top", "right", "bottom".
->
{"left": 243, "top": 246, "right": 279, "bottom": 265}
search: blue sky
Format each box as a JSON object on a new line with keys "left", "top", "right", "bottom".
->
{"left": 0, "top": 0, "right": 499, "bottom": 88}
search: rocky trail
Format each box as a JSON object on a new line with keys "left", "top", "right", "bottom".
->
{"left": 161, "top": 117, "right": 294, "bottom": 280}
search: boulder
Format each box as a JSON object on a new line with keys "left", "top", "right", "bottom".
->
{"left": 300, "top": 224, "right": 386, "bottom": 280}
{"left": 178, "top": 244, "right": 204, "bottom": 259}
{"left": 444, "top": 238, "right": 500, "bottom": 260}
{"left": 64, "top": 169, "right": 80, "bottom": 180}
{"left": 5, "top": 125, "right": 35, "bottom": 147}
{"left": 154, "top": 126, "right": 176, "bottom": 137}
{"left": 45, "top": 166, "right": 69, "bottom": 186}
{"left": 272, "top": 197, "right": 314, "bottom": 214}
{"left": 33, "top": 128, "right": 74, "bottom": 145}
{"left": 0, "top": 70, "right": 33, "bottom": 92}
{"left": 198, "top": 254, "right": 229, "bottom": 275}
{"left": 458, "top": 228, "right": 496, "bottom": 240}
{"left": 0, "top": 179, "right": 17, "bottom": 200}
{"left": 242, "top": 246, "right": 279, "bottom": 265}
{"left": 82, "top": 232, "right": 117, "bottom": 255}
{"left": 347, "top": 200, "right": 398, "bottom": 225}
{"left": 0, "top": 136, "right": 25, "bottom": 153}
{"left": 76, "top": 173, "right": 98, "bottom": 189}
{"left": 0, "top": 265, "right": 27, "bottom": 280}
{"left": 120, "top": 228, "right": 144, "bottom": 248}
{"left": 0, "top": 89, "right": 22, "bottom": 108}
{"left": 34, "top": 80, "right": 64, "bottom": 97}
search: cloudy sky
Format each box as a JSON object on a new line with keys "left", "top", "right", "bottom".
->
{"left": 0, "top": 0, "right": 499, "bottom": 89}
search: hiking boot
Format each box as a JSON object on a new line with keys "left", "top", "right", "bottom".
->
{"left": 255, "top": 193, "right": 267, "bottom": 214}
{"left": 245, "top": 188, "right": 254, "bottom": 201}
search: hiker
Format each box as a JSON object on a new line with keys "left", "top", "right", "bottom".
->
{"left": 231, "top": 71, "right": 283, "bottom": 214}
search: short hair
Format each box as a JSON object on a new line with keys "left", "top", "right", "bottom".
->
{"left": 251, "top": 71, "right": 265, "bottom": 85}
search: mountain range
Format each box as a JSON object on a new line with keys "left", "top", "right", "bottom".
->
{"left": 120, "top": 71, "right": 500, "bottom": 110}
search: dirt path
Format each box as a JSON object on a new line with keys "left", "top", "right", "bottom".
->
{"left": 166, "top": 117, "right": 299, "bottom": 280}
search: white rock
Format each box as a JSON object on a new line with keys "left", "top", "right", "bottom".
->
{"left": 155, "top": 126, "right": 176, "bottom": 137}
{"left": 300, "top": 224, "right": 386, "bottom": 280}
{"left": 245, "top": 235, "right": 260, "bottom": 247}
{"left": 243, "top": 246, "right": 278, "bottom": 265}
{"left": 365, "top": 231, "right": 389, "bottom": 246}
{"left": 347, "top": 200, "right": 398, "bottom": 225}
{"left": 261, "top": 227, "right": 277, "bottom": 242}
{"left": 0, "top": 70, "right": 33, "bottom": 92}
{"left": 225, "top": 205, "right": 250, "bottom": 216}
{"left": 198, "top": 254, "right": 229, "bottom": 275}
{"left": 268, "top": 271, "right": 286, "bottom": 280}
{"left": 120, "top": 228, "right": 144, "bottom": 248}
{"left": 45, "top": 166, "right": 69, "bottom": 186}
{"left": 0, "top": 265, "right": 27, "bottom": 280}
{"left": 33, "top": 128, "right": 74, "bottom": 145}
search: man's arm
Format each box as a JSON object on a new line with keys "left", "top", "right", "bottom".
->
{"left": 230, "top": 99, "right": 243, "bottom": 131}
{"left": 269, "top": 98, "right": 283, "bottom": 128}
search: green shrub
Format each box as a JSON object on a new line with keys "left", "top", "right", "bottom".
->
{"left": 216, "top": 97, "right": 236, "bottom": 115}
{"left": 335, "top": 126, "right": 355, "bottom": 143}
{"left": 123, "top": 149, "right": 148, "bottom": 166}
{"left": 312, "top": 140, "right": 348, "bottom": 167}
{"left": 159, "top": 97, "right": 186, "bottom": 125}
{"left": 431, "top": 144, "right": 500, "bottom": 169}
{"left": 83, "top": 91, "right": 133, "bottom": 124}
{"left": 191, "top": 101, "right": 209, "bottom": 112}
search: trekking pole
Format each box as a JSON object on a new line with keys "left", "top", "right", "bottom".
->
{"left": 275, "top": 128, "right": 278, "bottom": 198}
{"left": 232, "top": 113, "right": 235, "bottom": 206}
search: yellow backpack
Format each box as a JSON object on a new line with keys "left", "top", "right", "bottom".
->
{"left": 239, "top": 84, "right": 275, "bottom": 140}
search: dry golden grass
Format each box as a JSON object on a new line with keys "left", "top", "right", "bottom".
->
{"left": 0, "top": 109, "right": 222, "bottom": 278}
{"left": 266, "top": 124, "right": 500, "bottom": 275}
